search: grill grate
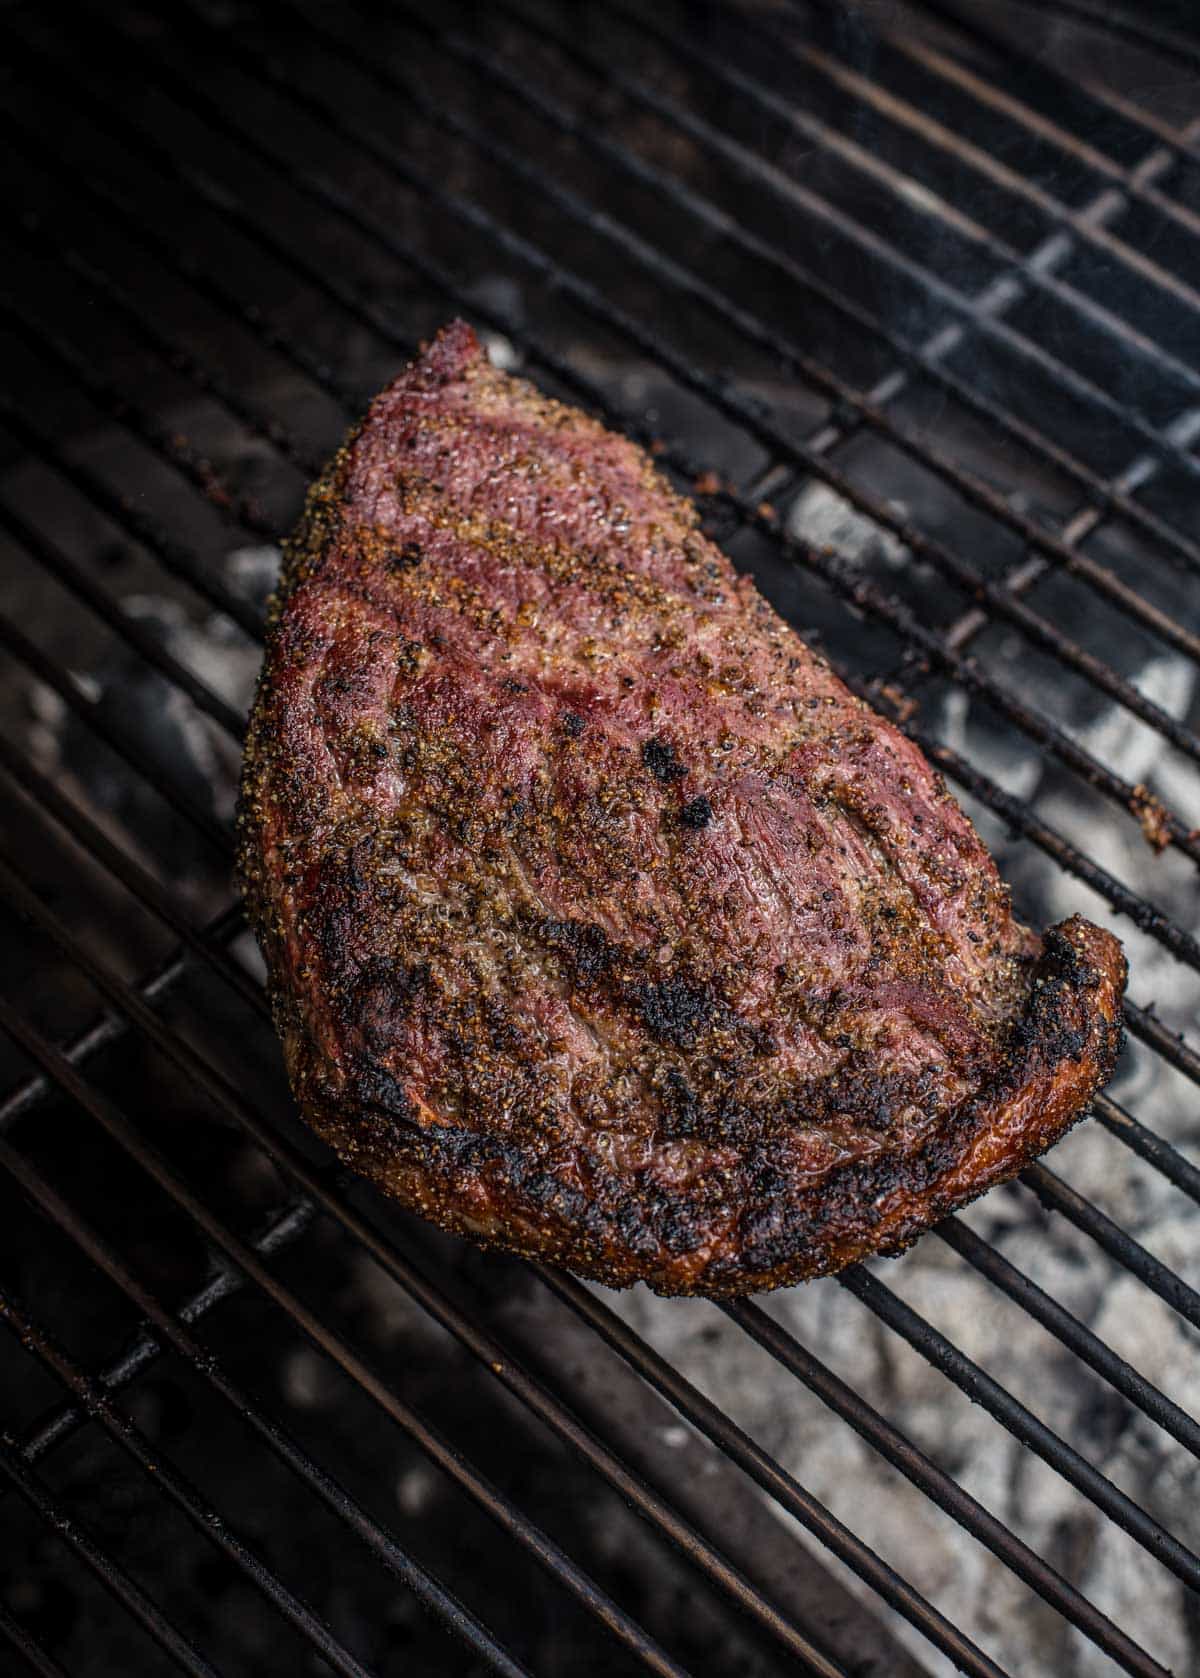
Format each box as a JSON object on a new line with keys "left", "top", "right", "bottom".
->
{"left": 1, "top": 2, "right": 1199, "bottom": 1675}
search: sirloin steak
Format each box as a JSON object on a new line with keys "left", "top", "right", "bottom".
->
{"left": 238, "top": 320, "right": 1126, "bottom": 1297}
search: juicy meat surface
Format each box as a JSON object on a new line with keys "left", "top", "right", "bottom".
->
{"left": 238, "top": 320, "right": 1126, "bottom": 1296}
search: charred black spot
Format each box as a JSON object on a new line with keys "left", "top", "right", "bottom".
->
{"left": 562, "top": 711, "right": 585, "bottom": 738}
{"left": 386, "top": 541, "right": 422, "bottom": 571}
{"left": 395, "top": 637, "right": 424, "bottom": 676}
{"left": 642, "top": 736, "right": 688, "bottom": 783}
{"left": 679, "top": 795, "right": 712, "bottom": 829}
{"left": 534, "top": 915, "right": 621, "bottom": 985}
{"left": 634, "top": 976, "right": 712, "bottom": 1047}
{"left": 647, "top": 1186, "right": 708, "bottom": 1254}
{"left": 658, "top": 1067, "right": 701, "bottom": 1139}
{"left": 502, "top": 677, "right": 529, "bottom": 694}
{"left": 615, "top": 1198, "right": 662, "bottom": 1257}
{"left": 1007, "top": 927, "right": 1093, "bottom": 1067}
{"left": 351, "top": 1063, "right": 418, "bottom": 1126}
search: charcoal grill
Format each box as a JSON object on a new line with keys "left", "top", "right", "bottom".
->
{"left": 2, "top": 1, "right": 1199, "bottom": 1673}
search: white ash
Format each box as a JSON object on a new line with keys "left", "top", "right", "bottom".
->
{"left": 788, "top": 480, "right": 910, "bottom": 569}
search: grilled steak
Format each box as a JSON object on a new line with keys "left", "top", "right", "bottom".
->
{"left": 238, "top": 321, "right": 1126, "bottom": 1296}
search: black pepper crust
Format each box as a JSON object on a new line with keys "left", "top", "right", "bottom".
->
{"left": 238, "top": 321, "right": 1127, "bottom": 1297}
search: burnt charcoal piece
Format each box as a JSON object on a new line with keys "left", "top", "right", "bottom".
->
{"left": 239, "top": 322, "right": 1126, "bottom": 1297}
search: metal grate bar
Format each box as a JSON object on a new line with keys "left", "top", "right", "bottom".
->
{"left": 1006, "top": 0, "right": 1200, "bottom": 75}
{"left": 504, "top": 0, "right": 1200, "bottom": 578}
{"left": 0, "top": 609, "right": 229, "bottom": 855}
{"left": 0, "top": 1433, "right": 222, "bottom": 1678}
{"left": 601, "top": 0, "right": 1200, "bottom": 481}
{"left": 533, "top": 1268, "right": 1013, "bottom": 1678}
{"left": 906, "top": 0, "right": 1200, "bottom": 174}
{"left": 0, "top": 499, "right": 246, "bottom": 744}
{"left": 0, "top": 292, "right": 279, "bottom": 545}
{"left": 0, "top": 744, "right": 262, "bottom": 1020}
{"left": 180, "top": 3, "right": 1200, "bottom": 767}
{"left": 383, "top": 0, "right": 1200, "bottom": 660}
{"left": 1094, "top": 1094, "right": 1200, "bottom": 1202}
{"left": 0, "top": 1210, "right": 536, "bottom": 1678}
{"left": 1125, "top": 1000, "right": 1200, "bottom": 1090}
{"left": 0, "top": 1006, "right": 719, "bottom": 1678}
{"left": 0, "top": 902, "right": 243, "bottom": 1137}
{"left": 0, "top": 1292, "right": 388, "bottom": 1678}
{"left": 937, "top": 1216, "right": 1200, "bottom": 1458}
{"left": 12, "top": 1198, "right": 315, "bottom": 1473}
{"left": 726, "top": 1296, "right": 1170, "bottom": 1678}
{"left": 0, "top": 386, "right": 262, "bottom": 640}
{"left": 0, "top": 801, "right": 1179, "bottom": 1675}
{"left": 13, "top": 203, "right": 321, "bottom": 479}
{"left": 0, "top": 1602, "right": 70, "bottom": 1678}
{"left": 826, "top": 1267, "right": 1200, "bottom": 1587}
{"left": 1035, "top": 71, "right": 1199, "bottom": 177}
{"left": 1024, "top": 1165, "right": 1200, "bottom": 1329}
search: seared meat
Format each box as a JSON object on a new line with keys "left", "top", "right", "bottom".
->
{"left": 238, "top": 321, "right": 1126, "bottom": 1296}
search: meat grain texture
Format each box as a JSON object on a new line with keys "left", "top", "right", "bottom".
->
{"left": 238, "top": 322, "right": 1126, "bottom": 1297}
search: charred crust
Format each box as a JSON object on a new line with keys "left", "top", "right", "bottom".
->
{"left": 295, "top": 915, "right": 1125, "bottom": 1297}
{"left": 529, "top": 913, "right": 720, "bottom": 1049}
{"left": 632, "top": 975, "right": 713, "bottom": 1048}
{"left": 642, "top": 736, "right": 688, "bottom": 783}
{"left": 533, "top": 913, "right": 620, "bottom": 985}
{"left": 348, "top": 1064, "right": 418, "bottom": 1127}
{"left": 679, "top": 795, "right": 713, "bottom": 829}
